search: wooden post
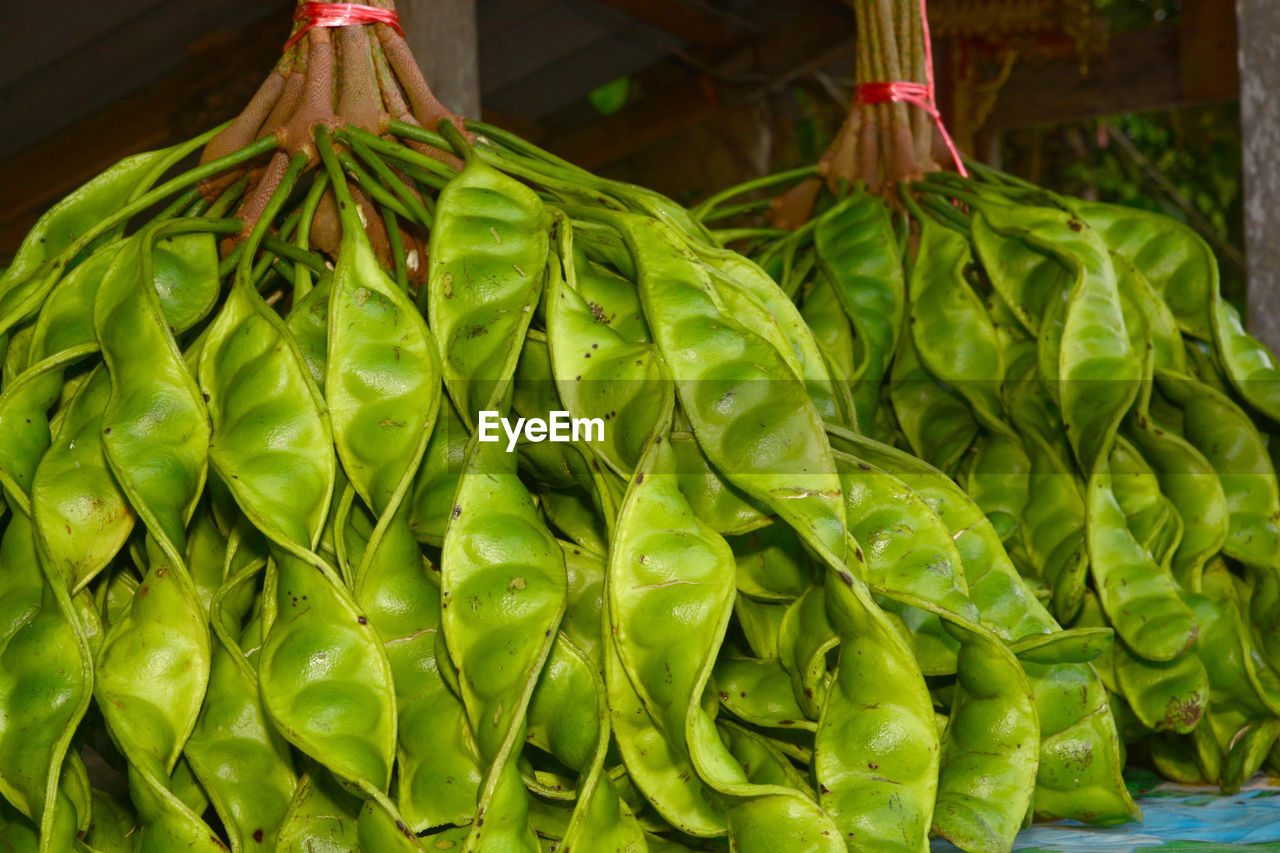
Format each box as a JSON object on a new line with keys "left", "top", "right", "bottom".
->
{"left": 399, "top": 0, "right": 481, "bottom": 119}
{"left": 1238, "top": 0, "right": 1280, "bottom": 350}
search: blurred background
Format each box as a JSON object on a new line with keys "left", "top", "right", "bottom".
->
{"left": 0, "top": 0, "right": 1245, "bottom": 297}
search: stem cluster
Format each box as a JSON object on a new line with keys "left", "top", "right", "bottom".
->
{"left": 198, "top": 0, "right": 462, "bottom": 259}
{"left": 772, "top": 0, "right": 946, "bottom": 227}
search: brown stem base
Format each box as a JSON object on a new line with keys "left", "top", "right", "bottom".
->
{"left": 201, "top": 12, "right": 467, "bottom": 251}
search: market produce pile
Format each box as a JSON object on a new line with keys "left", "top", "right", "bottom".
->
{"left": 1, "top": 1, "right": 1278, "bottom": 852}
{"left": 697, "top": 0, "right": 1280, "bottom": 825}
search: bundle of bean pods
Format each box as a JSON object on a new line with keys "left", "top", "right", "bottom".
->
{"left": 695, "top": 0, "right": 1280, "bottom": 811}
{"left": 0, "top": 3, "right": 1150, "bottom": 853}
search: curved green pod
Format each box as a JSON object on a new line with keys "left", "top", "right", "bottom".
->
{"left": 0, "top": 512, "right": 90, "bottom": 851}
{"left": 199, "top": 250, "right": 404, "bottom": 835}
{"left": 696, "top": 240, "right": 851, "bottom": 426}
{"left": 546, "top": 215, "right": 670, "bottom": 479}
{"left": 185, "top": 603, "right": 297, "bottom": 852}
{"left": 31, "top": 368, "right": 133, "bottom": 594}
{"left": 0, "top": 131, "right": 220, "bottom": 337}
{"left": 93, "top": 229, "right": 223, "bottom": 848}
{"left": 428, "top": 145, "right": 548, "bottom": 427}
{"left": 827, "top": 427, "right": 1139, "bottom": 825}
{"left": 776, "top": 585, "right": 838, "bottom": 719}
{"left": 584, "top": 207, "right": 846, "bottom": 560}
{"left": 908, "top": 214, "right": 1009, "bottom": 434}
{"left": 1156, "top": 370, "right": 1280, "bottom": 664}
{"left": 834, "top": 442, "right": 1037, "bottom": 852}
{"left": 890, "top": 331, "right": 978, "bottom": 476}
{"left": 526, "top": 635, "right": 648, "bottom": 852}
{"left": 441, "top": 437, "right": 567, "bottom": 853}
{"left": 713, "top": 656, "right": 814, "bottom": 732}
{"left": 609, "top": 439, "right": 843, "bottom": 853}
{"left": 813, "top": 574, "right": 940, "bottom": 853}
{"left": 813, "top": 189, "right": 904, "bottom": 434}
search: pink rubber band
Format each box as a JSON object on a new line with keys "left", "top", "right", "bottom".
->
{"left": 285, "top": 3, "right": 404, "bottom": 51}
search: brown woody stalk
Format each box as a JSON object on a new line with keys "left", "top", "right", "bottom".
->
{"left": 772, "top": 0, "right": 953, "bottom": 229}
{"left": 199, "top": 0, "right": 466, "bottom": 245}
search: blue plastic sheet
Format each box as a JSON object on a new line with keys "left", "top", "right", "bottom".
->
{"left": 931, "top": 775, "right": 1280, "bottom": 852}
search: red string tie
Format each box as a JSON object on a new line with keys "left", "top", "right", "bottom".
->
{"left": 285, "top": 3, "right": 404, "bottom": 51}
{"left": 852, "top": 0, "right": 967, "bottom": 177}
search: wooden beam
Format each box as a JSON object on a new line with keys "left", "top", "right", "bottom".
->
{"left": 1237, "top": 0, "right": 1280, "bottom": 351}
{"left": 594, "top": 0, "right": 750, "bottom": 51}
{"left": 987, "top": 24, "right": 1238, "bottom": 131}
{"left": 1181, "top": 0, "right": 1239, "bottom": 101}
{"left": 400, "top": 0, "right": 481, "bottom": 118}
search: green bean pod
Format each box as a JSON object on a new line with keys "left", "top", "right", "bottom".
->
{"left": 84, "top": 788, "right": 138, "bottom": 852}
{"left": 813, "top": 572, "right": 940, "bottom": 852}
{"left": 828, "top": 427, "right": 1139, "bottom": 824}
{"left": 609, "top": 439, "right": 843, "bottom": 853}
{"left": 727, "top": 522, "right": 815, "bottom": 602}
{"left": 606, "top": 632, "right": 725, "bottom": 837}
{"left": 1086, "top": 453, "right": 1198, "bottom": 660}
{"left": 835, "top": 451, "right": 975, "bottom": 674}
{"left": 1107, "top": 436, "right": 1183, "bottom": 570}
{"left": 776, "top": 585, "right": 838, "bottom": 719}
{"left": 0, "top": 511, "right": 89, "bottom": 851}
{"left": 408, "top": 397, "right": 469, "bottom": 547}
{"left": 31, "top": 368, "right": 133, "bottom": 593}
{"left": 323, "top": 163, "right": 478, "bottom": 832}
{"left": 526, "top": 635, "right": 648, "bottom": 852}
{"left": 93, "top": 227, "right": 223, "bottom": 847}
{"left": 186, "top": 582, "right": 297, "bottom": 853}
{"left": 962, "top": 432, "right": 1031, "bottom": 546}
{"left": 668, "top": 427, "right": 769, "bottom": 536}
{"left": 834, "top": 444, "right": 1038, "bottom": 850}
{"left": 273, "top": 767, "right": 363, "bottom": 851}
{"left": 26, "top": 370, "right": 126, "bottom": 847}
{"left": 589, "top": 208, "right": 846, "bottom": 559}
{"left": 0, "top": 241, "right": 120, "bottom": 513}
{"left": 1065, "top": 200, "right": 1210, "bottom": 339}
{"left": 569, "top": 235, "right": 649, "bottom": 343}
{"left": 713, "top": 656, "right": 814, "bottom": 732}
{"left": 1126, "top": 406, "right": 1228, "bottom": 590}
{"left": 969, "top": 210, "right": 1071, "bottom": 339}
{"left": 889, "top": 331, "right": 978, "bottom": 476}
{"left": 285, "top": 274, "right": 331, "bottom": 389}
{"left": 199, "top": 269, "right": 403, "bottom": 832}
{"left": 441, "top": 437, "right": 566, "bottom": 853}
{"left": 813, "top": 190, "right": 904, "bottom": 433}
{"left": 0, "top": 134, "right": 210, "bottom": 336}
{"left": 547, "top": 215, "right": 670, "bottom": 478}
{"left": 1004, "top": 361, "right": 1089, "bottom": 622}
{"left": 908, "top": 214, "right": 1009, "bottom": 433}
{"left": 695, "top": 242, "right": 850, "bottom": 425}
{"left": 797, "top": 274, "right": 856, "bottom": 393}
{"left": 1155, "top": 370, "right": 1280, "bottom": 665}
{"left": 428, "top": 147, "right": 548, "bottom": 427}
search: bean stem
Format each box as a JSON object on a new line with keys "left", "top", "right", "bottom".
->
{"left": 342, "top": 132, "right": 435, "bottom": 228}
{"left": 347, "top": 125, "right": 458, "bottom": 183}
{"left": 293, "top": 172, "right": 331, "bottom": 301}
{"left": 690, "top": 166, "right": 819, "bottom": 222}
{"left": 383, "top": 207, "right": 409, "bottom": 292}
{"left": 206, "top": 174, "right": 252, "bottom": 219}
{"left": 336, "top": 150, "right": 416, "bottom": 222}
{"left": 235, "top": 151, "right": 310, "bottom": 289}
